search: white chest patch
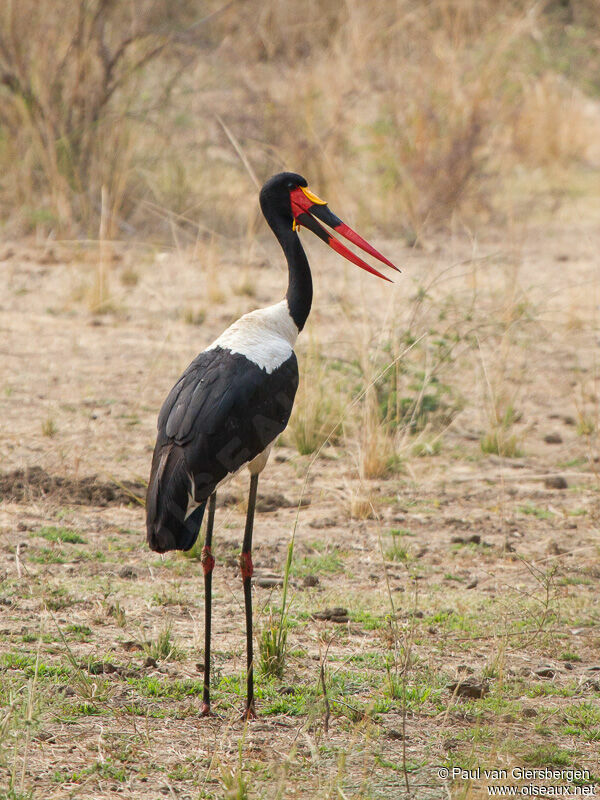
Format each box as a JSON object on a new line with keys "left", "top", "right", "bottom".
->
{"left": 206, "top": 300, "right": 299, "bottom": 373}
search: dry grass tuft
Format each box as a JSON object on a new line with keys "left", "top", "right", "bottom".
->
{"left": 286, "top": 339, "right": 344, "bottom": 455}
{"left": 357, "top": 388, "right": 397, "bottom": 481}
{"left": 349, "top": 492, "right": 374, "bottom": 520}
{"left": 511, "top": 73, "right": 596, "bottom": 168}
{"left": 480, "top": 429, "right": 522, "bottom": 458}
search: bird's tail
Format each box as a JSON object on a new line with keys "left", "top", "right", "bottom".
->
{"left": 146, "top": 444, "right": 206, "bottom": 552}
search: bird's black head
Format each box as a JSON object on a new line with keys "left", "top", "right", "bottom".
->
{"left": 259, "top": 172, "right": 308, "bottom": 228}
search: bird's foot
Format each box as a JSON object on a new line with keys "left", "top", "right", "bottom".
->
{"left": 200, "top": 702, "right": 212, "bottom": 717}
{"left": 240, "top": 702, "right": 257, "bottom": 721}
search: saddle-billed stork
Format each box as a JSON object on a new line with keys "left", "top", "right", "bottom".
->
{"left": 146, "top": 172, "right": 398, "bottom": 718}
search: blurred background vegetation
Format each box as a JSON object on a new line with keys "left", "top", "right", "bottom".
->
{"left": 0, "top": 0, "right": 598, "bottom": 243}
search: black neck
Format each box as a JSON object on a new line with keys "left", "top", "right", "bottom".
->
{"left": 268, "top": 216, "right": 313, "bottom": 332}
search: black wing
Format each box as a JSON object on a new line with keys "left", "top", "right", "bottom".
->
{"left": 146, "top": 346, "right": 298, "bottom": 552}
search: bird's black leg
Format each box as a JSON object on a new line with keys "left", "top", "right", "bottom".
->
{"left": 240, "top": 473, "right": 259, "bottom": 719}
{"left": 200, "top": 492, "right": 217, "bottom": 717}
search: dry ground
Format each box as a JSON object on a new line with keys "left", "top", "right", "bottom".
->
{"left": 0, "top": 210, "right": 599, "bottom": 799}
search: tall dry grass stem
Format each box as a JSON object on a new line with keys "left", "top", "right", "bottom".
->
{"left": 88, "top": 185, "right": 112, "bottom": 312}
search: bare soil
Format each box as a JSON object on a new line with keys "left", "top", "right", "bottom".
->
{"left": 0, "top": 218, "right": 599, "bottom": 799}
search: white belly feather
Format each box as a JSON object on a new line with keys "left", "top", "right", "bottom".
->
{"left": 206, "top": 300, "right": 298, "bottom": 374}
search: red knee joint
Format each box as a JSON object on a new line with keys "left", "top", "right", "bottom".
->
{"left": 201, "top": 546, "right": 215, "bottom": 576}
{"left": 240, "top": 552, "right": 253, "bottom": 581}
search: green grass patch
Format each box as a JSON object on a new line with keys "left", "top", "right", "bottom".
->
{"left": 127, "top": 675, "right": 205, "bottom": 700}
{"left": 481, "top": 430, "right": 522, "bottom": 457}
{"left": 52, "top": 759, "right": 127, "bottom": 785}
{"left": 122, "top": 702, "right": 167, "bottom": 718}
{"left": 518, "top": 504, "right": 555, "bottom": 519}
{"left": 425, "top": 608, "right": 477, "bottom": 633}
{"left": 444, "top": 572, "right": 466, "bottom": 582}
{"left": 143, "top": 624, "right": 185, "bottom": 661}
{"left": 261, "top": 685, "right": 309, "bottom": 716}
{"left": 385, "top": 530, "right": 411, "bottom": 562}
{"left": 75, "top": 701, "right": 104, "bottom": 716}
{"left": 344, "top": 652, "right": 388, "bottom": 667}
{"left": 44, "top": 589, "right": 76, "bottom": 610}
{"left": 34, "top": 525, "right": 85, "bottom": 544}
{"left": 290, "top": 550, "right": 344, "bottom": 578}
{"left": 67, "top": 624, "right": 92, "bottom": 641}
{"left": 521, "top": 743, "right": 579, "bottom": 767}
{"left": 560, "top": 651, "right": 581, "bottom": 662}
{"left": 259, "top": 614, "right": 287, "bottom": 679}
{"left": 29, "top": 547, "right": 67, "bottom": 564}
{"left": 151, "top": 587, "right": 186, "bottom": 606}
{"left": 1, "top": 652, "right": 71, "bottom": 679}
{"left": 559, "top": 457, "right": 588, "bottom": 468}
{"left": 385, "top": 678, "right": 444, "bottom": 711}
{"left": 352, "top": 610, "right": 386, "bottom": 630}
{"left": 461, "top": 693, "right": 524, "bottom": 719}
{"left": 562, "top": 702, "right": 600, "bottom": 742}
{"left": 116, "top": 526, "right": 139, "bottom": 536}
{"left": 73, "top": 549, "right": 106, "bottom": 562}
{"left": 558, "top": 575, "right": 592, "bottom": 586}
{"left": 526, "top": 681, "right": 580, "bottom": 699}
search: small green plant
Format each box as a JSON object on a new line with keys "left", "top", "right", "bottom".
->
{"left": 373, "top": 331, "right": 462, "bottom": 435}
{"left": 562, "top": 702, "right": 600, "bottom": 742}
{"left": 259, "top": 614, "right": 287, "bottom": 679}
{"left": 385, "top": 531, "right": 410, "bottom": 563}
{"left": 67, "top": 624, "right": 92, "bottom": 641}
{"left": 290, "top": 549, "right": 344, "bottom": 578}
{"left": 29, "top": 547, "right": 67, "bottom": 564}
{"left": 560, "top": 652, "right": 581, "bottom": 662}
{"left": 260, "top": 537, "right": 294, "bottom": 679}
{"left": 128, "top": 675, "right": 204, "bottom": 700}
{"left": 576, "top": 414, "right": 595, "bottom": 436}
{"left": 182, "top": 307, "right": 206, "bottom": 326}
{"left": 521, "top": 744, "right": 577, "bottom": 768}
{"left": 120, "top": 266, "right": 139, "bottom": 287}
{"left": 412, "top": 437, "right": 441, "bottom": 456}
{"left": 107, "top": 600, "right": 127, "bottom": 627}
{"left": 384, "top": 663, "right": 443, "bottom": 712}
{"left": 481, "top": 385, "right": 523, "bottom": 458}
{"left": 41, "top": 417, "right": 58, "bottom": 437}
{"left": 518, "top": 504, "right": 554, "bottom": 520}
{"left": 44, "top": 588, "right": 75, "bottom": 610}
{"left": 151, "top": 586, "right": 185, "bottom": 606}
{"left": 481, "top": 429, "right": 521, "bottom": 457}
{"left": 143, "top": 624, "right": 183, "bottom": 662}
{"left": 220, "top": 765, "right": 249, "bottom": 800}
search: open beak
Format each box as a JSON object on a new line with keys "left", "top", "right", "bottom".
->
{"left": 290, "top": 186, "right": 400, "bottom": 281}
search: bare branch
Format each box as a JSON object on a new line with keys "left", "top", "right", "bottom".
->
{"left": 98, "top": 39, "right": 169, "bottom": 115}
{"left": 0, "top": 71, "right": 43, "bottom": 118}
